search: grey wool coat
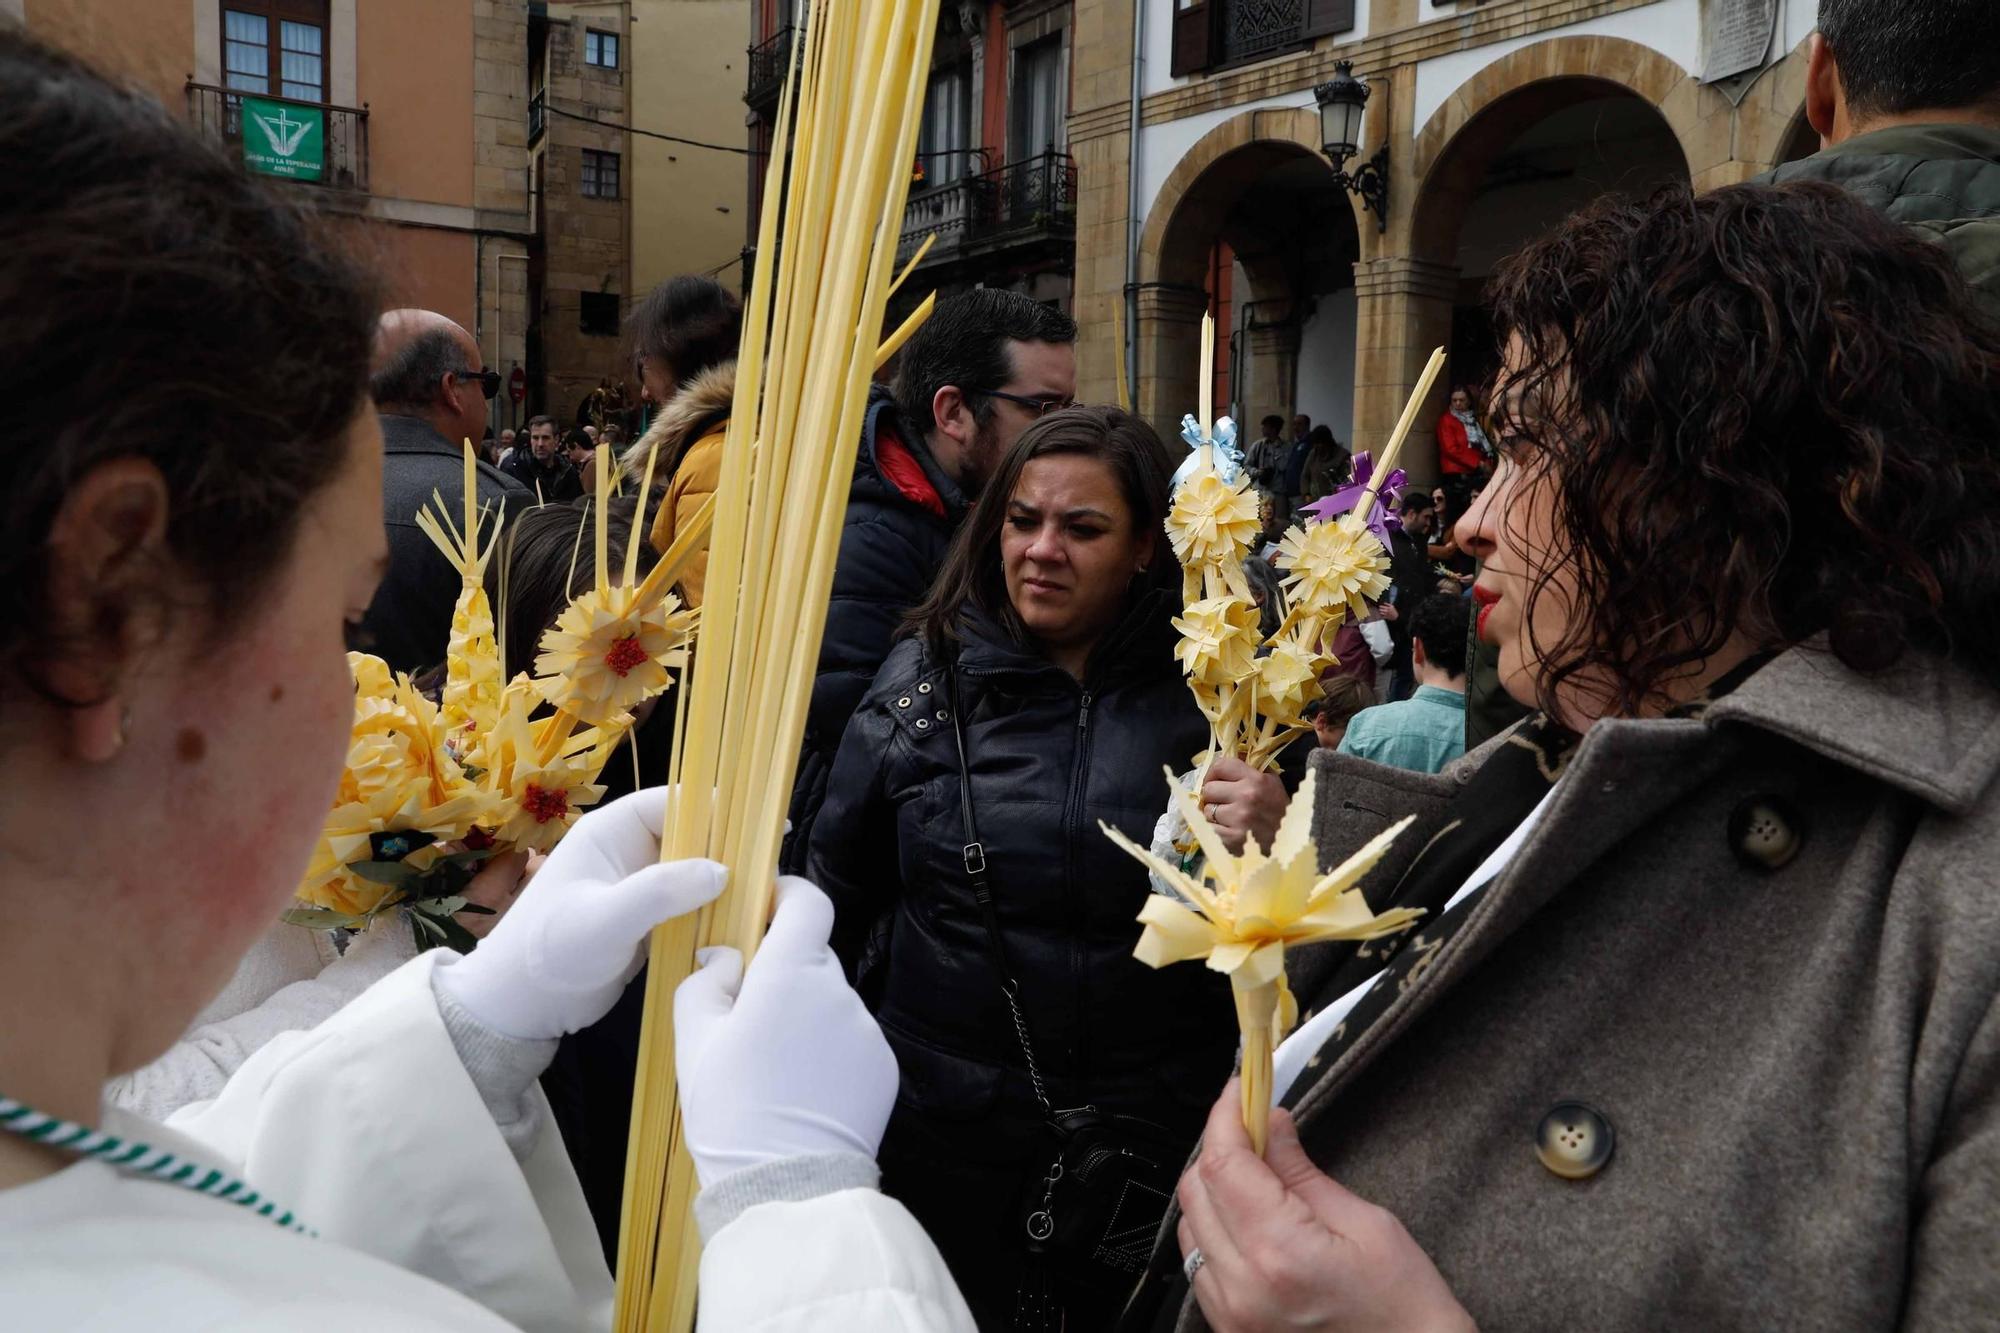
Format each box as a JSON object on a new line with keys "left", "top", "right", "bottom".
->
{"left": 1148, "top": 642, "right": 2000, "bottom": 1331}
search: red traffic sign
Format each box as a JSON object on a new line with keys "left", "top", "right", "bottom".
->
{"left": 508, "top": 365, "right": 526, "bottom": 404}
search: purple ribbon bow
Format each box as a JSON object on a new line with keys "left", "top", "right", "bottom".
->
{"left": 1301, "top": 450, "right": 1405, "bottom": 547}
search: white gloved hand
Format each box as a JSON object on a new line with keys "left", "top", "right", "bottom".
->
{"left": 675, "top": 878, "right": 899, "bottom": 1188}
{"left": 436, "top": 787, "right": 726, "bottom": 1041}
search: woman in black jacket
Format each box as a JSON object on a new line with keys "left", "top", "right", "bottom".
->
{"left": 808, "top": 405, "right": 1286, "bottom": 1329}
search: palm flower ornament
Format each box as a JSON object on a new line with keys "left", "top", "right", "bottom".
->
{"left": 1104, "top": 768, "right": 1420, "bottom": 1153}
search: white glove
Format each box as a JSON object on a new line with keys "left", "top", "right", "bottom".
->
{"left": 436, "top": 786, "right": 726, "bottom": 1041}
{"left": 674, "top": 878, "right": 899, "bottom": 1188}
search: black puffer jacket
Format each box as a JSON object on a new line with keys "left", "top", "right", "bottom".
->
{"left": 782, "top": 387, "right": 969, "bottom": 870}
{"left": 807, "top": 593, "right": 1240, "bottom": 1122}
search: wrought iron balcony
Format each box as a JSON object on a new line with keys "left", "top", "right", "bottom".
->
{"left": 185, "top": 81, "right": 368, "bottom": 192}
{"left": 745, "top": 25, "right": 797, "bottom": 109}
{"left": 895, "top": 150, "right": 1077, "bottom": 267}
{"left": 973, "top": 151, "right": 1077, "bottom": 243}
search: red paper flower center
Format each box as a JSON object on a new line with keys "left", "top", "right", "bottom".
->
{"left": 603, "top": 635, "right": 648, "bottom": 677}
{"left": 522, "top": 783, "right": 570, "bottom": 824}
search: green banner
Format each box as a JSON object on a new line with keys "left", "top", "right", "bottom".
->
{"left": 240, "top": 96, "right": 325, "bottom": 181}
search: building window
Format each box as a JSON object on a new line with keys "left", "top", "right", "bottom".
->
{"left": 580, "top": 149, "right": 621, "bottom": 199}
{"left": 916, "top": 62, "right": 973, "bottom": 185}
{"left": 1010, "top": 36, "right": 1063, "bottom": 160}
{"left": 579, "top": 292, "right": 621, "bottom": 336}
{"left": 223, "top": 1, "right": 328, "bottom": 102}
{"left": 585, "top": 29, "right": 620, "bottom": 68}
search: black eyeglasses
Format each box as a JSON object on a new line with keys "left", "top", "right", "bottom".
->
{"left": 967, "top": 387, "right": 1075, "bottom": 417}
{"left": 449, "top": 368, "right": 502, "bottom": 400}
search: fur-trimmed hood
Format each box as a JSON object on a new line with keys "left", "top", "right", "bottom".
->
{"left": 623, "top": 359, "right": 736, "bottom": 483}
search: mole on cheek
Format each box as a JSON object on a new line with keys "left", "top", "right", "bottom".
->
{"left": 269, "top": 684, "right": 285, "bottom": 703}
{"left": 176, "top": 728, "right": 207, "bottom": 763}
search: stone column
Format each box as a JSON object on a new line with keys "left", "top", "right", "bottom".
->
{"left": 1135, "top": 283, "right": 1210, "bottom": 443}
{"left": 1350, "top": 255, "right": 1457, "bottom": 481}
{"left": 1245, "top": 321, "right": 1301, "bottom": 433}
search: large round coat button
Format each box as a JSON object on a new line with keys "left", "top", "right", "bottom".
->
{"left": 1729, "top": 796, "right": 1802, "bottom": 870}
{"left": 1536, "top": 1101, "right": 1614, "bottom": 1180}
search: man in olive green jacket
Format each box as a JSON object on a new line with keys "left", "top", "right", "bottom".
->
{"left": 1763, "top": 0, "right": 2000, "bottom": 319}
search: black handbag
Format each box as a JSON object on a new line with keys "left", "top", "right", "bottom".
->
{"left": 944, "top": 667, "right": 1189, "bottom": 1328}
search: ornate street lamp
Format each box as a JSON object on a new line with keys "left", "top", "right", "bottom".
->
{"left": 1314, "top": 60, "right": 1389, "bottom": 233}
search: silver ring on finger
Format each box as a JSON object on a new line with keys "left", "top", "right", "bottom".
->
{"left": 1183, "top": 1247, "right": 1205, "bottom": 1282}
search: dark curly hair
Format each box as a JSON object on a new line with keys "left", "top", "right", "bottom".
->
{"left": 0, "top": 30, "right": 377, "bottom": 705}
{"left": 1486, "top": 180, "right": 2000, "bottom": 718}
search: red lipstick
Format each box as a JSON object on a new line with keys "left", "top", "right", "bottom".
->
{"left": 1472, "top": 584, "right": 1502, "bottom": 642}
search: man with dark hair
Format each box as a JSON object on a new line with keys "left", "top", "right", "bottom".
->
{"left": 1276, "top": 411, "right": 1315, "bottom": 519}
{"left": 503, "top": 414, "right": 583, "bottom": 502}
{"left": 782, "top": 288, "right": 1077, "bottom": 866}
{"left": 1245, "top": 413, "right": 1287, "bottom": 493}
{"left": 1763, "top": 0, "right": 2000, "bottom": 317}
{"left": 888, "top": 288, "right": 1078, "bottom": 495}
{"left": 1336, "top": 592, "right": 1469, "bottom": 773}
{"left": 357, "top": 308, "right": 529, "bottom": 673}
{"left": 1381, "top": 490, "right": 1437, "bottom": 701}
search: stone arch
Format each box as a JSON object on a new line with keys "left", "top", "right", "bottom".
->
{"left": 1134, "top": 106, "right": 1361, "bottom": 441}
{"left": 1138, "top": 106, "right": 1334, "bottom": 289}
{"left": 1409, "top": 36, "right": 1695, "bottom": 264}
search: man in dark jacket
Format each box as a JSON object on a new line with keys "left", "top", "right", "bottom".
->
{"left": 1382, "top": 491, "right": 1436, "bottom": 702}
{"left": 782, "top": 289, "right": 1077, "bottom": 868}
{"left": 501, "top": 414, "right": 584, "bottom": 503}
{"left": 1762, "top": 0, "right": 2000, "bottom": 319}
{"left": 356, "top": 309, "right": 530, "bottom": 673}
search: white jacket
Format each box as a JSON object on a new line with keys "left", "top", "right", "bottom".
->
{"left": 0, "top": 952, "right": 971, "bottom": 1332}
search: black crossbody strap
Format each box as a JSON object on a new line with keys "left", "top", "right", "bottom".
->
{"left": 944, "top": 662, "right": 1054, "bottom": 1114}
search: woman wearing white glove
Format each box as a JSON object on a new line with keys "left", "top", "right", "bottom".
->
{"left": 0, "top": 35, "right": 723, "bottom": 1331}
{"left": 675, "top": 879, "right": 976, "bottom": 1333}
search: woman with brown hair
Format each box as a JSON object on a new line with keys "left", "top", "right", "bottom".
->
{"left": 809, "top": 405, "right": 1287, "bottom": 1328}
{"left": 0, "top": 30, "right": 834, "bottom": 1329}
{"left": 1131, "top": 180, "right": 2000, "bottom": 1330}
{"left": 621, "top": 274, "right": 745, "bottom": 606}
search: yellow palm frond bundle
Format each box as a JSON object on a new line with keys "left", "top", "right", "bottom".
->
{"left": 612, "top": 1, "right": 943, "bottom": 1326}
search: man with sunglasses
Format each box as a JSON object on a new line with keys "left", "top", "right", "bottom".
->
{"left": 358, "top": 308, "right": 530, "bottom": 673}
{"left": 782, "top": 288, "right": 1077, "bottom": 870}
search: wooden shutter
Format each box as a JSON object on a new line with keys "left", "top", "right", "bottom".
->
{"left": 1170, "top": 2, "right": 1216, "bottom": 78}
{"left": 1300, "top": 0, "right": 1356, "bottom": 40}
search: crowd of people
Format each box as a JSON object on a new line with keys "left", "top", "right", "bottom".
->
{"left": 2, "top": 2, "right": 1998, "bottom": 1330}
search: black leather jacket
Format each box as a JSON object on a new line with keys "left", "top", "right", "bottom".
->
{"left": 807, "top": 594, "right": 1240, "bottom": 1129}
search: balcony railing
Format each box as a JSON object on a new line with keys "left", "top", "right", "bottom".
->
{"left": 529, "top": 89, "right": 546, "bottom": 144}
{"left": 979, "top": 151, "right": 1078, "bottom": 242}
{"left": 186, "top": 81, "right": 368, "bottom": 192}
{"left": 745, "top": 25, "right": 797, "bottom": 108}
{"left": 895, "top": 150, "right": 1077, "bottom": 266}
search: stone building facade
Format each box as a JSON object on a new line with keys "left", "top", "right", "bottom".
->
{"left": 744, "top": 0, "right": 1080, "bottom": 327}
{"left": 1070, "top": 0, "right": 1823, "bottom": 474}
{"left": 529, "top": 1, "right": 635, "bottom": 427}
{"left": 13, "top": 0, "right": 538, "bottom": 443}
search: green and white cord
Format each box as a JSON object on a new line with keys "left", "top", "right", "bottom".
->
{"left": 0, "top": 1094, "right": 313, "bottom": 1235}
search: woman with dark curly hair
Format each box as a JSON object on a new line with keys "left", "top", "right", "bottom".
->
{"left": 1126, "top": 180, "right": 2000, "bottom": 1331}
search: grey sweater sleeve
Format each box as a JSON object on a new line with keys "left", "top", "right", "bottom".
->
{"left": 694, "top": 1152, "right": 883, "bottom": 1242}
{"left": 430, "top": 966, "right": 560, "bottom": 1162}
